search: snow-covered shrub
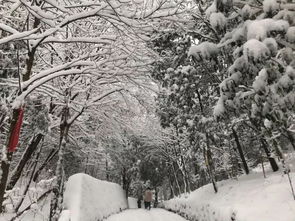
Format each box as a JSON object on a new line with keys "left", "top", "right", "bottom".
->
{"left": 253, "top": 69, "right": 268, "bottom": 91}
{"left": 188, "top": 42, "right": 219, "bottom": 61}
{"left": 210, "top": 12, "right": 227, "bottom": 32}
{"left": 246, "top": 19, "right": 289, "bottom": 40}
{"left": 243, "top": 39, "right": 270, "bottom": 62}
{"left": 262, "top": 38, "right": 278, "bottom": 56}
{"left": 285, "top": 26, "right": 295, "bottom": 43}
{"left": 241, "top": 4, "right": 252, "bottom": 20}
{"left": 213, "top": 96, "right": 226, "bottom": 116}
{"left": 263, "top": 0, "right": 279, "bottom": 14}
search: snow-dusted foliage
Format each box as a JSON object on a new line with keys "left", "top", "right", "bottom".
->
{"left": 286, "top": 26, "right": 295, "bottom": 43}
{"left": 61, "top": 173, "right": 128, "bottom": 221}
{"left": 188, "top": 42, "right": 219, "bottom": 61}
{"left": 152, "top": 0, "right": 295, "bottom": 201}
{"left": 243, "top": 39, "right": 270, "bottom": 62}
{"left": 263, "top": 0, "right": 279, "bottom": 14}
{"left": 246, "top": 19, "right": 289, "bottom": 40}
{"left": 210, "top": 12, "right": 227, "bottom": 31}
{"left": 213, "top": 0, "right": 295, "bottom": 128}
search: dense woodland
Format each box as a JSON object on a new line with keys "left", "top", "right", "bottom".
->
{"left": 0, "top": 0, "right": 294, "bottom": 220}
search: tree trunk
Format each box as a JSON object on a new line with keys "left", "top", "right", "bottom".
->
{"left": 7, "top": 134, "right": 44, "bottom": 190}
{"left": 49, "top": 107, "right": 69, "bottom": 221}
{"left": 0, "top": 113, "right": 6, "bottom": 130}
{"left": 231, "top": 126, "right": 249, "bottom": 175}
{"left": 171, "top": 162, "right": 181, "bottom": 195}
{"left": 167, "top": 173, "right": 175, "bottom": 199}
{"left": 205, "top": 133, "right": 218, "bottom": 193}
{"left": 106, "top": 157, "right": 109, "bottom": 181}
{"left": 0, "top": 109, "right": 20, "bottom": 213}
{"left": 261, "top": 139, "right": 279, "bottom": 172}
{"left": 122, "top": 168, "right": 129, "bottom": 198}
{"left": 180, "top": 155, "right": 191, "bottom": 193}
{"left": 154, "top": 187, "right": 158, "bottom": 208}
{"left": 286, "top": 130, "right": 295, "bottom": 151}
{"left": 0, "top": 152, "right": 13, "bottom": 213}
{"left": 84, "top": 154, "right": 89, "bottom": 174}
{"left": 175, "top": 128, "right": 191, "bottom": 193}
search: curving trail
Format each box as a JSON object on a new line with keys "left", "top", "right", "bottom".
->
{"left": 105, "top": 208, "right": 187, "bottom": 221}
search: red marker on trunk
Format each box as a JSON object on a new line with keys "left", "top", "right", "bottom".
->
{"left": 8, "top": 108, "right": 24, "bottom": 152}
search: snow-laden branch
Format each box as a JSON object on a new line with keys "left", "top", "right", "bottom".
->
{"left": 21, "top": 60, "right": 95, "bottom": 90}
{"left": 0, "top": 23, "right": 18, "bottom": 34}
{"left": 12, "top": 68, "right": 95, "bottom": 108}
{"left": 43, "top": 0, "right": 69, "bottom": 13}
{"left": 67, "top": 88, "right": 124, "bottom": 125}
{"left": 41, "top": 36, "right": 116, "bottom": 45}
{"left": 59, "top": 4, "right": 108, "bottom": 28}
{"left": 0, "top": 28, "right": 39, "bottom": 44}
{"left": 20, "top": 0, "right": 55, "bottom": 26}
{"left": 87, "top": 88, "right": 124, "bottom": 107}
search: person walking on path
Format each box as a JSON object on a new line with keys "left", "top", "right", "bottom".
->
{"left": 137, "top": 188, "right": 143, "bottom": 208}
{"left": 144, "top": 187, "right": 152, "bottom": 210}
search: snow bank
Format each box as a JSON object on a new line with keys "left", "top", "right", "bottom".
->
{"left": 128, "top": 197, "right": 138, "bottom": 209}
{"left": 163, "top": 171, "right": 295, "bottom": 221}
{"left": 60, "top": 173, "right": 128, "bottom": 221}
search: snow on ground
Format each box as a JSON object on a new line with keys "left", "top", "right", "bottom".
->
{"left": 60, "top": 173, "right": 128, "bottom": 221}
{"left": 128, "top": 197, "right": 138, "bottom": 209}
{"left": 163, "top": 169, "right": 295, "bottom": 221}
{"left": 105, "top": 208, "right": 187, "bottom": 221}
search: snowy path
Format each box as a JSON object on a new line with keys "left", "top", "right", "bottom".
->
{"left": 105, "top": 208, "right": 187, "bottom": 221}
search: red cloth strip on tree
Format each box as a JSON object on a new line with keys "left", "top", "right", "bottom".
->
{"left": 8, "top": 108, "right": 24, "bottom": 152}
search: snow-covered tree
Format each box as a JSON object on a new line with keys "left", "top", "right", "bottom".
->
{"left": 0, "top": 0, "right": 188, "bottom": 217}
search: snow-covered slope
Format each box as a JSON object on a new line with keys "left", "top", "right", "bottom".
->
{"left": 59, "top": 173, "right": 128, "bottom": 221}
{"left": 163, "top": 171, "right": 295, "bottom": 221}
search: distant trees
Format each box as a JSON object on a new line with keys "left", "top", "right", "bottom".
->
{"left": 151, "top": 0, "right": 295, "bottom": 194}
